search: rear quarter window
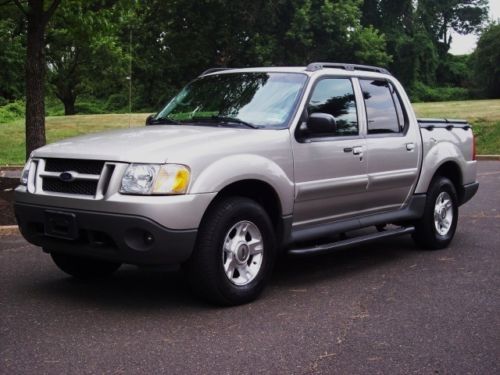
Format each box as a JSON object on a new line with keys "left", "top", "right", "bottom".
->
{"left": 360, "top": 79, "right": 405, "bottom": 134}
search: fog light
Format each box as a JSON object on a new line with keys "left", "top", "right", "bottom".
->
{"left": 143, "top": 232, "right": 154, "bottom": 245}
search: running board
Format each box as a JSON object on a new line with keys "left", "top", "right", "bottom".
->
{"left": 288, "top": 226, "right": 415, "bottom": 257}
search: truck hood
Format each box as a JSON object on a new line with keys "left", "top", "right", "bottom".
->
{"left": 32, "top": 125, "right": 289, "bottom": 164}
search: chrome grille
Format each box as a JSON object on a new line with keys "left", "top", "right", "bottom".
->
{"left": 39, "top": 158, "right": 108, "bottom": 197}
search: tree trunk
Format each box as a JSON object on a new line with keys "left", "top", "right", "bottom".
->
{"left": 25, "top": 1, "right": 46, "bottom": 160}
{"left": 63, "top": 96, "right": 76, "bottom": 115}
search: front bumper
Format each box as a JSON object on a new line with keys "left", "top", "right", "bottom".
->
{"left": 15, "top": 202, "right": 197, "bottom": 265}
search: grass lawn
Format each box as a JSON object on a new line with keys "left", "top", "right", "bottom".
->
{"left": 0, "top": 113, "right": 149, "bottom": 166}
{"left": 413, "top": 99, "right": 500, "bottom": 156}
{"left": 0, "top": 99, "right": 499, "bottom": 165}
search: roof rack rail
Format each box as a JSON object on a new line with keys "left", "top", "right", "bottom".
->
{"left": 200, "top": 67, "right": 233, "bottom": 76}
{"left": 306, "top": 62, "right": 391, "bottom": 75}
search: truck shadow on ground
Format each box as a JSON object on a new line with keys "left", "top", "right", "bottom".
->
{"left": 27, "top": 236, "right": 423, "bottom": 311}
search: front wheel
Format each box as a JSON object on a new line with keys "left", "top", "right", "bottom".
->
{"left": 50, "top": 252, "right": 121, "bottom": 279}
{"left": 412, "top": 177, "right": 458, "bottom": 250}
{"left": 185, "top": 197, "right": 276, "bottom": 306}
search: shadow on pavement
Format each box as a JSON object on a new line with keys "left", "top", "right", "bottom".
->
{"left": 23, "top": 235, "right": 420, "bottom": 311}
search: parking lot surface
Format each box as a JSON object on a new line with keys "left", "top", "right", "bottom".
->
{"left": 1, "top": 161, "right": 499, "bottom": 374}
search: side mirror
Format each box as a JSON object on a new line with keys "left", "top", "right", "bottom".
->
{"left": 306, "top": 113, "right": 337, "bottom": 135}
{"left": 145, "top": 114, "right": 155, "bottom": 126}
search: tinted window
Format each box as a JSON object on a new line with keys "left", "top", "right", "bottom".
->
{"left": 360, "top": 79, "right": 400, "bottom": 134}
{"left": 307, "top": 78, "right": 358, "bottom": 136}
{"left": 389, "top": 82, "right": 407, "bottom": 130}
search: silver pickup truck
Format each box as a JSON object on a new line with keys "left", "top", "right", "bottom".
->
{"left": 15, "top": 62, "right": 479, "bottom": 305}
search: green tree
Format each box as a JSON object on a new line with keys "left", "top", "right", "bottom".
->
{"left": 46, "top": 1, "right": 130, "bottom": 115}
{"left": 361, "top": 0, "right": 422, "bottom": 86}
{"left": 284, "top": 0, "right": 390, "bottom": 65}
{"left": 418, "top": 0, "right": 489, "bottom": 49}
{"left": 0, "top": 11, "right": 25, "bottom": 101}
{"left": 8, "top": 0, "right": 62, "bottom": 159}
{"left": 133, "top": 0, "right": 390, "bottom": 109}
{"left": 472, "top": 23, "right": 500, "bottom": 98}
{"left": 361, "top": 0, "right": 488, "bottom": 91}
{"left": 131, "top": 0, "right": 291, "bottom": 109}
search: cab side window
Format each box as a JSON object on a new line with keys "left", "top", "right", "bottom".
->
{"left": 360, "top": 79, "right": 405, "bottom": 134}
{"left": 307, "top": 78, "right": 358, "bottom": 136}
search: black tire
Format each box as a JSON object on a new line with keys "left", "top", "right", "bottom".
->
{"left": 412, "top": 176, "right": 458, "bottom": 250}
{"left": 50, "top": 252, "right": 121, "bottom": 279}
{"left": 185, "top": 197, "right": 276, "bottom": 306}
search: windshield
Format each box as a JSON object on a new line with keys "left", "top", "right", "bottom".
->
{"left": 153, "top": 72, "right": 307, "bottom": 129}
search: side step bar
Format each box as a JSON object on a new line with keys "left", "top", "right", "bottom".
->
{"left": 288, "top": 226, "right": 415, "bottom": 257}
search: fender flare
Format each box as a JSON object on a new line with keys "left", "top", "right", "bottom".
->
{"left": 415, "top": 142, "right": 466, "bottom": 194}
{"left": 189, "top": 154, "right": 295, "bottom": 215}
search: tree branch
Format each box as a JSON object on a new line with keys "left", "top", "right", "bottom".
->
{"left": 11, "top": 0, "right": 27, "bottom": 16}
{"left": 43, "top": 0, "right": 61, "bottom": 22}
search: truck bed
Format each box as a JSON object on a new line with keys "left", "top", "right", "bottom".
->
{"left": 414, "top": 118, "right": 476, "bottom": 195}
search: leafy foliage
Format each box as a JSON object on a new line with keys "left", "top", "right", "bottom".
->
{"left": 0, "top": 17, "right": 24, "bottom": 101}
{"left": 46, "top": 0, "right": 129, "bottom": 115}
{"left": 0, "top": 0, "right": 497, "bottom": 121}
{"left": 360, "top": 0, "right": 489, "bottom": 97}
{"left": 0, "top": 100, "right": 25, "bottom": 123}
{"left": 409, "top": 82, "right": 470, "bottom": 102}
{"left": 471, "top": 23, "right": 500, "bottom": 98}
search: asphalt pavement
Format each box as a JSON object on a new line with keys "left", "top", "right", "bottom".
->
{"left": 1, "top": 161, "right": 499, "bottom": 374}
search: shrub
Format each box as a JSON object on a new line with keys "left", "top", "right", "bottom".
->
{"left": 74, "top": 100, "right": 107, "bottom": 114}
{"left": 0, "top": 100, "right": 25, "bottom": 123}
{"left": 409, "top": 82, "right": 471, "bottom": 102}
{"left": 45, "top": 97, "right": 65, "bottom": 117}
{"left": 105, "top": 93, "right": 128, "bottom": 112}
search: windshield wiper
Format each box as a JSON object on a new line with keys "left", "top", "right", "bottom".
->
{"left": 211, "top": 116, "right": 259, "bottom": 129}
{"left": 186, "top": 115, "right": 259, "bottom": 129}
{"left": 149, "top": 116, "right": 179, "bottom": 125}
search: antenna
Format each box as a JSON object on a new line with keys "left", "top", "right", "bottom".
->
{"left": 128, "top": 29, "right": 132, "bottom": 128}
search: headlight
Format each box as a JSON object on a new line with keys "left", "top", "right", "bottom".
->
{"left": 120, "top": 164, "right": 190, "bottom": 195}
{"left": 20, "top": 158, "right": 32, "bottom": 186}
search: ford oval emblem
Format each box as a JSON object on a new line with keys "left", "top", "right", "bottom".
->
{"left": 59, "top": 171, "right": 75, "bottom": 182}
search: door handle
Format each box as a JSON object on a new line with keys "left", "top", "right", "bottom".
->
{"left": 343, "top": 147, "right": 353, "bottom": 153}
{"left": 406, "top": 143, "right": 415, "bottom": 151}
{"left": 352, "top": 146, "right": 363, "bottom": 155}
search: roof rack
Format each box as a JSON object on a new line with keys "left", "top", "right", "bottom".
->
{"left": 306, "top": 62, "right": 391, "bottom": 75}
{"left": 200, "top": 67, "right": 234, "bottom": 76}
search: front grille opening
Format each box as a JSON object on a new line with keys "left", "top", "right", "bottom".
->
{"left": 45, "top": 158, "right": 105, "bottom": 175}
{"left": 42, "top": 177, "right": 98, "bottom": 196}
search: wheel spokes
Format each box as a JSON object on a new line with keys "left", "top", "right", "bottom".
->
{"left": 248, "top": 238, "right": 263, "bottom": 255}
{"left": 221, "top": 220, "right": 264, "bottom": 286}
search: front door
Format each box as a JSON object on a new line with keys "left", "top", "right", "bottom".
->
{"left": 291, "top": 77, "right": 368, "bottom": 227}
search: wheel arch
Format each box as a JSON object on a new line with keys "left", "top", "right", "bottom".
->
{"left": 431, "top": 161, "right": 464, "bottom": 203}
{"left": 201, "top": 179, "right": 289, "bottom": 247}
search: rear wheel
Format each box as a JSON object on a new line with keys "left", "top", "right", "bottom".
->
{"left": 412, "top": 177, "right": 458, "bottom": 250}
{"left": 50, "top": 252, "right": 121, "bottom": 279}
{"left": 185, "top": 197, "right": 276, "bottom": 305}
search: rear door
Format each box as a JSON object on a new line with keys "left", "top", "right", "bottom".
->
{"left": 291, "top": 77, "right": 368, "bottom": 227}
{"left": 358, "top": 78, "right": 421, "bottom": 212}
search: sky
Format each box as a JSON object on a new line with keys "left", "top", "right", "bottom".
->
{"left": 449, "top": 0, "right": 500, "bottom": 55}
